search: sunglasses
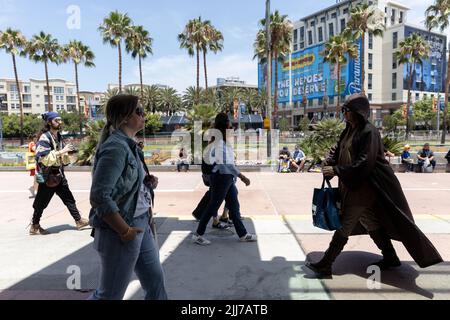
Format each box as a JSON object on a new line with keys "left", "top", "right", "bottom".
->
{"left": 135, "top": 107, "right": 145, "bottom": 117}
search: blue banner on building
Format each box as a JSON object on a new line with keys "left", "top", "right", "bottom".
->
{"left": 258, "top": 38, "right": 363, "bottom": 104}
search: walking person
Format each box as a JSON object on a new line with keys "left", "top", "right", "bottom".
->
{"left": 27, "top": 134, "right": 38, "bottom": 198}
{"left": 88, "top": 95, "right": 167, "bottom": 300}
{"left": 30, "top": 112, "right": 89, "bottom": 235}
{"left": 192, "top": 113, "right": 257, "bottom": 245}
{"left": 306, "top": 93, "right": 442, "bottom": 277}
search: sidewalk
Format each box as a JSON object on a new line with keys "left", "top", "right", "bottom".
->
{"left": 0, "top": 172, "right": 449, "bottom": 300}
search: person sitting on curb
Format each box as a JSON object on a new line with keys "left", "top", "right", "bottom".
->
{"left": 417, "top": 143, "right": 436, "bottom": 172}
{"left": 401, "top": 144, "right": 414, "bottom": 172}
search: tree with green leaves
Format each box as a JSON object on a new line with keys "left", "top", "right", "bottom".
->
{"left": 413, "top": 97, "right": 437, "bottom": 130}
{"left": 185, "top": 103, "right": 219, "bottom": 131}
{"left": 26, "top": 31, "right": 61, "bottom": 112}
{"left": 126, "top": 25, "right": 153, "bottom": 99}
{"left": 178, "top": 17, "right": 206, "bottom": 95}
{"left": 344, "top": 3, "right": 385, "bottom": 93}
{"left": 141, "top": 85, "right": 161, "bottom": 113}
{"left": 322, "top": 34, "right": 358, "bottom": 112}
{"left": 425, "top": 0, "right": 450, "bottom": 143}
{"left": 159, "top": 87, "right": 181, "bottom": 115}
{"left": 61, "top": 40, "right": 95, "bottom": 135}
{"left": 182, "top": 86, "right": 202, "bottom": 109}
{"left": 144, "top": 113, "right": 162, "bottom": 134}
{"left": 394, "top": 33, "right": 429, "bottom": 139}
{"left": 76, "top": 119, "right": 105, "bottom": 166}
{"left": 100, "top": 88, "right": 120, "bottom": 113}
{"left": 99, "top": 11, "right": 133, "bottom": 92}
{"left": 254, "top": 11, "right": 292, "bottom": 124}
{"left": 0, "top": 28, "right": 28, "bottom": 144}
{"left": 201, "top": 21, "right": 223, "bottom": 90}
{"left": 383, "top": 109, "right": 406, "bottom": 136}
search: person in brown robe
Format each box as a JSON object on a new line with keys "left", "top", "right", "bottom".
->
{"left": 306, "top": 93, "right": 443, "bottom": 277}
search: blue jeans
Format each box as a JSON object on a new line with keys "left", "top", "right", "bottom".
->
{"left": 196, "top": 173, "right": 247, "bottom": 238}
{"left": 89, "top": 213, "right": 167, "bottom": 300}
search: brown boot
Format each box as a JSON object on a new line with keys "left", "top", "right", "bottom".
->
{"left": 29, "top": 224, "right": 50, "bottom": 235}
{"left": 75, "top": 217, "right": 89, "bottom": 230}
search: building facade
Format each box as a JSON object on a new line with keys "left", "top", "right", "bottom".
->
{"left": 79, "top": 91, "right": 105, "bottom": 120}
{"left": 258, "top": 0, "right": 447, "bottom": 128}
{"left": 0, "top": 78, "right": 77, "bottom": 115}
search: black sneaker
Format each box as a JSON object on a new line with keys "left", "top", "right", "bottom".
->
{"left": 212, "top": 222, "right": 230, "bottom": 230}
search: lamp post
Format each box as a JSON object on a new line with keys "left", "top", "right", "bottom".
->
{"left": 0, "top": 96, "right": 4, "bottom": 152}
{"left": 265, "top": 0, "right": 272, "bottom": 158}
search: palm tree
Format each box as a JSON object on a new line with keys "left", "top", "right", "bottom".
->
{"left": 344, "top": 3, "right": 385, "bottom": 93}
{"left": 26, "top": 32, "right": 61, "bottom": 112}
{"left": 183, "top": 86, "right": 203, "bottom": 109}
{"left": 178, "top": 17, "right": 207, "bottom": 96}
{"left": 322, "top": 34, "right": 359, "bottom": 113}
{"left": 255, "top": 11, "right": 293, "bottom": 125}
{"left": 201, "top": 87, "right": 218, "bottom": 107}
{"left": 126, "top": 25, "right": 153, "bottom": 99}
{"left": 159, "top": 87, "right": 181, "bottom": 115}
{"left": 61, "top": 40, "right": 95, "bottom": 135}
{"left": 0, "top": 28, "right": 27, "bottom": 145}
{"left": 99, "top": 11, "right": 133, "bottom": 92}
{"left": 141, "top": 85, "right": 161, "bottom": 113}
{"left": 185, "top": 104, "right": 219, "bottom": 131}
{"left": 426, "top": 0, "right": 450, "bottom": 143}
{"left": 100, "top": 88, "right": 120, "bottom": 113}
{"left": 201, "top": 21, "right": 224, "bottom": 90}
{"left": 395, "top": 33, "right": 429, "bottom": 140}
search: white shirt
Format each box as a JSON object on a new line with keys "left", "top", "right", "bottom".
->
{"left": 134, "top": 161, "right": 152, "bottom": 217}
{"left": 209, "top": 140, "right": 241, "bottom": 177}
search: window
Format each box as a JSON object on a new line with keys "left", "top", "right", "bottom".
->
{"left": 308, "top": 30, "right": 313, "bottom": 45}
{"left": 392, "top": 92, "right": 397, "bottom": 101}
{"left": 392, "top": 53, "right": 397, "bottom": 69}
{"left": 318, "top": 97, "right": 323, "bottom": 105}
{"left": 24, "top": 86, "right": 31, "bottom": 93}
{"left": 0, "top": 85, "right": 4, "bottom": 89}
{"left": 329, "top": 96, "right": 334, "bottom": 105}
{"left": 392, "top": 73, "right": 397, "bottom": 89}
{"left": 294, "top": 44, "right": 298, "bottom": 51}
{"left": 54, "top": 87, "right": 64, "bottom": 94}
{"left": 328, "top": 23, "right": 334, "bottom": 37}
{"left": 67, "top": 96, "right": 76, "bottom": 103}
{"left": 294, "top": 29, "right": 298, "bottom": 44}
{"left": 300, "top": 42, "right": 304, "bottom": 49}
{"left": 310, "top": 20, "right": 315, "bottom": 27}
{"left": 368, "top": 53, "right": 373, "bottom": 70}
{"left": 391, "top": 9, "right": 396, "bottom": 24}
{"left": 22, "top": 94, "right": 32, "bottom": 102}
{"left": 415, "top": 93, "right": 420, "bottom": 101}
{"left": 320, "top": 16, "right": 326, "bottom": 23}
{"left": 9, "top": 84, "right": 17, "bottom": 92}
{"left": 343, "top": 8, "right": 349, "bottom": 15}
{"left": 368, "top": 74, "right": 373, "bottom": 90}
{"left": 368, "top": 33, "right": 373, "bottom": 49}
{"left": 300, "top": 27, "right": 304, "bottom": 41}
{"left": 393, "top": 32, "right": 398, "bottom": 49}
{"left": 318, "top": 27, "right": 323, "bottom": 42}
{"left": 56, "top": 95, "right": 64, "bottom": 102}
{"left": 340, "top": 19, "right": 346, "bottom": 32}
{"left": 368, "top": 93, "right": 373, "bottom": 101}
{"left": 331, "top": 12, "right": 337, "bottom": 19}
{"left": 308, "top": 99, "right": 313, "bottom": 107}
{"left": 399, "top": 11, "right": 404, "bottom": 24}
{"left": 24, "top": 103, "right": 32, "bottom": 109}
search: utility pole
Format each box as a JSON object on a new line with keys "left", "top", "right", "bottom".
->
{"left": 265, "top": 0, "right": 272, "bottom": 158}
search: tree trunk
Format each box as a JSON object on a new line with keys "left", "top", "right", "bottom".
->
{"left": 361, "top": 32, "right": 365, "bottom": 94}
{"left": 203, "top": 50, "right": 208, "bottom": 90}
{"left": 118, "top": 43, "right": 122, "bottom": 93}
{"left": 337, "top": 62, "right": 341, "bottom": 116}
{"left": 75, "top": 63, "right": 83, "bottom": 136}
{"left": 406, "top": 62, "right": 413, "bottom": 140}
{"left": 196, "top": 46, "right": 200, "bottom": 103}
{"left": 441, "top": 50, "right": 450, "bottom": 144}
{"left": 45, "top": 60, "right": 52, "bottom": 112}
{"left": 273, "top": 51, "right": 279, "bottom": 129}
{"left": 12, "top": 53, "right": 24, "bottom": 145}
{"left": 139, "top": 55, "right": 144, "bottom": 100}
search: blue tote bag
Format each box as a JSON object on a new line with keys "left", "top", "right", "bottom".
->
{"left": 312, "top": 178, "right": 342, "bottom": 231}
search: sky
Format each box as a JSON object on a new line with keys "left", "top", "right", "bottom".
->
{"left": 0, "top": 0, "right": 445, "bottom": 94}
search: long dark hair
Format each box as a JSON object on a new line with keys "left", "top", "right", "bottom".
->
{"left": 97, "top": 94, "right": 139, "bottom": 149}
{"left": 214, "top": 112, "right": 230, "bottom": 142}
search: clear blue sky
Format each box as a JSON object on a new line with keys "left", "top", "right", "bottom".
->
{"left": 0, "top": 0, "right": 435, "bottom": 93}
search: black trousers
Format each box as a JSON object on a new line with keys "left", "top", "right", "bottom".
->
{"left": 32, "top": 177, "right": 81, "bottom": 225}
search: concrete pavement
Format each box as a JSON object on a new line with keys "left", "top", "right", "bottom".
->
{"left": 0, "top": 171, "right": 449, "bottom": 300}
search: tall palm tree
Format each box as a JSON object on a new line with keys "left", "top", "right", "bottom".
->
{"left": 124, "top": 86, "right": 140, "bottom": 97}
{"left": 126, "top": 25, "right": 153, "bottom": 99}
{"left": 0, "top": 28, "right": 27, "bottom": 145}
{"left": 183, "top": 86, "right": 203, "bottom": 109}
{"left": 344, "top": 3, "right": 385, "bottom": 93}
{"left": 201, "top": 87, "right": 218, "bottom": 107}
{"left": 141, "top": 85, "right": 161, "bottom": 113}
{"left": 26, "top": 32, "right": 61, "bottom": 112}
{"left": 322, "top": 34, "right": 359, "bottom": 113}
{"left": 100, "top": 88, "right": 120, "bottom": 113}
{"left": 178, "top": 17, "right": 207, "bottom": 96}
{"left": 201, "top": 22, "right": 223, "bottom": 90}
{"left": 61, "top": 40, "right": 95, "bottom": 135}
{"left": 159, "top": 87, "right": 181, "bottom": 115}
{"left": 395, "top": 33, "right": 430, "bottom": 140}
{"left": 99, "top": 11, "right": 133, "bottom": 92}
{"left": 426, "top": 0, "right": 450, "bottom": 143}
{"left": 255, "top": 11, "right": 292, "bottom": 126}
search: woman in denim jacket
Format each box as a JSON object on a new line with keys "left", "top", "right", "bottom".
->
{"left": 88, "top": 95, "right": 167, "bottom": 300}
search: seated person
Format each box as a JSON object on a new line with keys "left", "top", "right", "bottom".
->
{"left": 401, "top": 144, "right": 414, "bottom": 172}
{"left": 445, "top": 149, "right": 450, "bottom": 164}
{"left": 292, "top": 145, "right": 306, "bottom": 172}
{"left": 417, "top": 143, "right": 436, "bottom": 171}
{"left": 278, "top": 146, "right": 292, "bottom": 172}
{"left": 177, "top": 147, "right": 190, "bottom": 172}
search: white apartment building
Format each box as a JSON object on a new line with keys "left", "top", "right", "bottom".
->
{"left": 260, "top": 0, "right": 447, "bottom": 127}
{"left": 0, "top": 78, "right": 78, "bottom": 115}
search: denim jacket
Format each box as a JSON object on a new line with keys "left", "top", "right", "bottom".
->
{"left": 89, "top": 129, "right": 144, "bottom": 229}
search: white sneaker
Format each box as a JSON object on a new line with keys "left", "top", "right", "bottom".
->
{"left": 239, "top": 233, "right": 257, "bottom": 242}
{"left": 192, "top": 233, "right": 211, "bottom": 245}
